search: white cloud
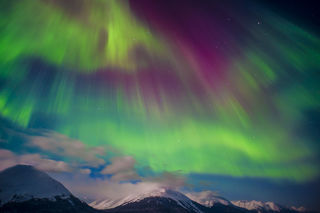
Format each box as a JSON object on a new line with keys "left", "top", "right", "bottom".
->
{"left": 0, "top": 149, "right": 71, "bottom": 172}
{"left": 53, "top": 166, "right": 187, "bottom": 202}
{"left": 58, "top": 174, "right": 164, "bottom": 202}
{"left": 101, "top": 156, "right": 135, "bottom": 174}
{"left": 110, "top": 170, "right": 140, "bottom": 181}
{"left": 80, "top": 168, "right": 91, "bottom": 175}
{"left": 27, "top": 131, "right": 106, "bottom": 167}
{"left": 100, "top": 156, "right": 140, "bottom": 181}
{"left": 146, "top": 172, "right": 186, "bottom": 190}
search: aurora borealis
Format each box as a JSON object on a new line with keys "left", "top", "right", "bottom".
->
{"left": 0, "top": 0, "right": 320, "bottom": 209}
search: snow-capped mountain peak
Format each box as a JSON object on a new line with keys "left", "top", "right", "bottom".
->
{"left": 131, "top": 187, "right": 191, "bottom": 202}
{"left": 185, "top": 191, "right": 231, "bottom": 207}
{"left": 231, "top": 200, "right": 282, "bottom": 212}
{"left": 291, "top": 206, "right": 307, "bottom": 212}
{"left": 90, "top": 187, "right": 203, "bottom": 212}
{"left": 0, "top": 164, "right": 71, "bottom": 206}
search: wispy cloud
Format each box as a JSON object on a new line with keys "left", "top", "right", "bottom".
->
{"left": 54, "top": 166, "right": 188, "bottom": 202}
{"left": 58, "top": 174, "right": 184, "bottom": 202}
{"left": 101, "top": 156, "right": 140, "bottom": 181}
{"left": 101, "top": 156, "right": 135, "bottom": 174}
{"left": 27, "top": 131, "right": 106, "bottom": 167}
{"left": 0, "top": 149, "right": 71, "bottom": 172}
{"left": 145, "top": 171, "right": 186, "bottom": 190}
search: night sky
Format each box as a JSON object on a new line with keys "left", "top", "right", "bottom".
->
{"left": 0, "top": 0, "right": 319, "bottom": 210}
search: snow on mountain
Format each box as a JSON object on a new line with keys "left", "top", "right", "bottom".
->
{"left": 0, "top": 164, "right": 71, "bottom": 206}
{"left": 90, "top": 187, "right": 203, "bottom": 212}
{"left": 291, "top": 206, "right": 307, "bottom": 212}
{"left": 231, "top": 200, "right": 282, "bottom": 212}
{"left": 185, "top": 191, "right": 231, "bottom": 207}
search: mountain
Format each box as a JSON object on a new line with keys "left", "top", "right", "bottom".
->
{"left": 185, "top": 192, "right": 232, "bottom": 207}
{"left": 184, "top": 192, "right": 251, "bottom": 213}
{"left": 98, "top": 187, "right": 312, "bottom": 213}
{"left": 231, "top": 200, "right": 307, "bottom": 213}
{"left": 95, "top": 188, "right": 204, "bottom": 213}
{"left": 0, "top": 165, "right": 311, "bottom": 213}
{"left": 0, "top": 165, "right": 99, "bottom": 213}
{"left": 96, "top": 187, "right": 253, "bottom": 213}
{"left": 232, "top": 200, "right": 281, "bottom": 212}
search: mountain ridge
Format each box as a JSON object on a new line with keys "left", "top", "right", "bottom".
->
{"left": 0, "top": 165, "right": 314, "bottom": 213}
{"left": 90, "top": 188, "right": 202, "bottom": 210}
{"left": 231, "top": 200, "right": 308, "bottom": 213}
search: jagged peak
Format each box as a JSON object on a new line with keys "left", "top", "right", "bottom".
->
{"left": 231, "top": 200, "right": 282, "bottom": 212}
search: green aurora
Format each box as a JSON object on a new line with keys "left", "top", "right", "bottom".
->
{"left": 0, "top": 0, "right": 320, "bottom": 183}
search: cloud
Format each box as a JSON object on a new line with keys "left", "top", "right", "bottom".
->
{"left": 58, "top": 174, "right": 165, "bottom": 202}
{"left": 53, "top": 165, "right": 188, "bottom": 203}
{"left": 0, "top": 149, "right": 71, "bottom": 172}
{"left": 146, "top": 171, "right": 186, "bottom": 190}
{"left": 27, "top": 131, "right": 106, "bottom": 167}
{"left": 111, "top": 170, "right": 140, "bottom": 181}
{"left": 80, "top": 168, "right": 91, "bottom": 175}
{"left": 101, "top": 156, "right": 135, "bottom": 174}
{"left": 0, "top": 149, "right": 17, "bottom": 171}
{"left": 100, "top": 156, "right": 140, "bottom": 181}
{"left": 100, "top": 155, "right": 186, "bottom": 184}
{"left": 185, "top": 190, "right": 229, "bottom": 207}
